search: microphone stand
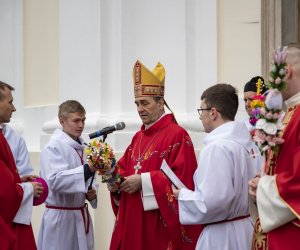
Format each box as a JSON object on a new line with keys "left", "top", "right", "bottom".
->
{"left": 88, "top": 134, "right": 107, "bottom": 190}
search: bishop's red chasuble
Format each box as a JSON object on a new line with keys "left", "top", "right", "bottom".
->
{"left": 253, "top": 105, "right": 300, "bottom": 250}
{"left": 0, "top": 131, "right": 36, "bottom": 250}
{"left": 110, "top": 114, "right": 202, "bottom": 250}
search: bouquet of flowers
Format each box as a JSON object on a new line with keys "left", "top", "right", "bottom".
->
{"left": 249, "top": 78, "right": 266, "bottom": 126}
{"left": 85, "top": 139, "right": 122, "bottom": 190}
{"left": 252, "top": 47, "right": 287, "bottom": 154}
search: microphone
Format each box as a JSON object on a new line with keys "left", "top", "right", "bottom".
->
{"left": 89, "top": 122, "right": 125, "bottom": 139}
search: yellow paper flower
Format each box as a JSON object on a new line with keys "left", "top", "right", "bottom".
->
{"left": 250, "top": 100, "right": 265, "bottom": 109}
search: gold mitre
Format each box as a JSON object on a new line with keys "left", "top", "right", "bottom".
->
{"left": 133, "top": 60, "right": 165, "bottom": 98}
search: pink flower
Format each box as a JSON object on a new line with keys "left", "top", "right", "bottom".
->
{"left": 253, "top": 130, "right": 267, "bottom": 143}
{"left": 281, "top": 46, "right": 288, "bottom": 62}
{"left": 249, "top": 117, "right": 258, "bottom": 126}
{"left": 266, "top": 135, "right": 272, "bottom": 142}
{"left": 253, "top": 94, "right": 265, "bottom": 101}
{"left": 274, "top": 137, "right": 285, "bottom": 144}
{"left": 275, "top": 77, "right": 282, "bottom": 85}
{"left": 273, "top": 46, "right": 288, "bottom": 65}
{"left": 260, "top": 108, "right": 266, "bottom": 115}
{"left": 268, "top": 141, "right": 276, "bottom": 147}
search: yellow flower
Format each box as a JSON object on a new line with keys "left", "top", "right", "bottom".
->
{"left": 85, "top": 148, "right": 92, "bottom": 155}
{"left": 91, "top": 140, "right": 98, "bottom": 147}
{"left": 251, "top": 100, "right": 265, "bottom": 109}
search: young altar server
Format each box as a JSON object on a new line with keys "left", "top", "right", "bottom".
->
{"left": 174, "top": 84, "right": 262, "bottom": 250}
{"left": 38, "top": 100, "right": 98, "bottom": 250}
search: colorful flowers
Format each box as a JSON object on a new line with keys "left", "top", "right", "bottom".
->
{"left": 85, "top": 140, "right": 122, "bottom": 187}
{"left": 267, "top": 47, "right": 288, "bottom": 91}
{"left": 249, "top": 78, "right": 266, "bottom": 126}
{"left": 252, "top": 47, "right": 287, "bottom": 154}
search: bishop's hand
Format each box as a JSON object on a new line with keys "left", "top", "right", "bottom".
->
{"left": 120, "top": 174, "right": 141, "bottom": 194}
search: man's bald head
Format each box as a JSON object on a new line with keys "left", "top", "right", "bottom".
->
{"left": 282, "top": 44, "right": 300, "bottom": 100}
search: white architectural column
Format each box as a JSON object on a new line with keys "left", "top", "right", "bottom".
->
{"left": 59, "top": 0, "right": 102, "bottom": 127}
{"left": 42, "top": 0, "right": 218, "bottom": 152}
{"left": 0, "top": 0, "right": 24, "bottom": 132}
{"left": 184, "top": 0, "right": 217, "bottom": 135}
{"left": 100, "top": 0, "right": 217, "bottom": 151}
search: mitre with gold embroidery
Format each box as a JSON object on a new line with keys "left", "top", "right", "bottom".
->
{"left": 133, "top": 60, "right": 165, "bottom": 98}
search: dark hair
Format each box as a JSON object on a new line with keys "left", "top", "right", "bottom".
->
{"left": 244, "top": 76, "right": 267, "bottom": 93}
{"left": 0, "top": 81, "right": 15, "bottom": 101}
{"left": 201, "top": 83, "right": 238, "bottom": 121}
{"left": 153, "top": 96, "right": 163, "bottom": 103}
{"left": 58, "top": 100, "right": 86, "bottom": 118}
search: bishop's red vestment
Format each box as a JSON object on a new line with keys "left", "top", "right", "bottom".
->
{"left": 109, "top": 114, "right": 202, "bottom": 250}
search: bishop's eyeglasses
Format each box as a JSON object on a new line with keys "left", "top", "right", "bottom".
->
{"left": 197, "top": 108, "right": 211, "bottom": 116}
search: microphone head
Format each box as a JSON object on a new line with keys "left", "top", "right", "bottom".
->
{"left": 115, "top": 122, "right": 125, "bottom": 131}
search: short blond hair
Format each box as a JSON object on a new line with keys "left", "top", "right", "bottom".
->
{"left": 58, "top": 100, "right": 86, "bottom": 118}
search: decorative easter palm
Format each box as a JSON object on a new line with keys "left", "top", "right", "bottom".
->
{"left": 252, "top": 47, "right": 287, "bottom": 154}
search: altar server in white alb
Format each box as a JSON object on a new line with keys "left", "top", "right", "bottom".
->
{"left": 38, "top": 100, "right": 98, "bottom": 250}
{"left": 2, "top": 124, "right": 33, "bottom": 176}
{"left": 173, "top": 84, "right": 262, "bottom": 250}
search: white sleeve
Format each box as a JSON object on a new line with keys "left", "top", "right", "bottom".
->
{"left": 16, "top": 137, "right": 33, "bottom": 176}
{"left": 3, "top": 125, "right": 33, "bottom": 176}
{"left": 178, "top": 145, "right": 236, "bottom": 225}
{"left": 13, "top": 182, "right": 33, "bottom": 225}
{"left": 141, "top": 172, "right": 158, "bottom": 211}
{"left": 40, "top": 146, "right": 86, "bottom": 194}
{"left": 257, "top": 175, "right": 297, "bottom": 232}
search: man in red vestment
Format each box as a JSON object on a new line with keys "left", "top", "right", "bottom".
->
{"left": 107, "top": 60, "right": 202, "bottom": 249}
{"left": 0, "top": 81, "right": 42, "bottom": 250}
{"left": 249, "top": 44, "right": 300, "bottom": 250}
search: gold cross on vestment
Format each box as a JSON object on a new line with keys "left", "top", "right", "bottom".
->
{"left": 134, "top": 161, "right": 142, "bottom": 174}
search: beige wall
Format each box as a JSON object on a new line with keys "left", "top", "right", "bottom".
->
{"left": 217, "top": 0, "right": 261, "bottom": 94}
{"left": 23, "top": 0, "right": 59, "bottom": 106}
